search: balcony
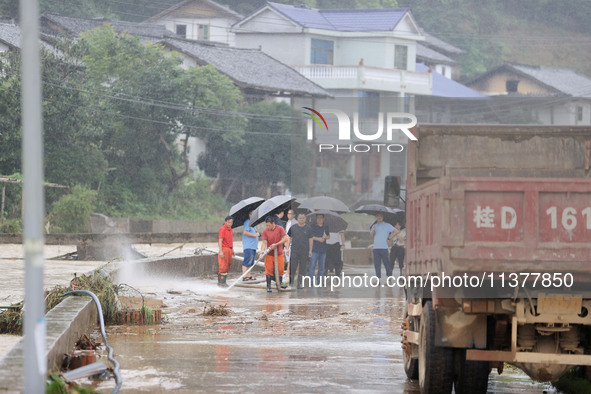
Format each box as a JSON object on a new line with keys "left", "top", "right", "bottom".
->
{"left": 292, "top": 64, "right": 433, "bottom": 95}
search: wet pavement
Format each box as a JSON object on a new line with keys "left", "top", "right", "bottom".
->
{"left": 0, "top": 244, "right": 561, "bottom": 392}
{"left": 92, "top": 271, "right": 558, "bottom": 394}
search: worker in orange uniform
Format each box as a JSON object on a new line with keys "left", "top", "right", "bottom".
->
{"left": 260, "top": 216, "right": 289, "bottom": 292}
{"left": 217, "top": 215, "right": 234, "bottom": 287}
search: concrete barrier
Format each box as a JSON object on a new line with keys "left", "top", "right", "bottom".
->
{"left": 0, "top": 296, "right": 97, "bottom": 392}
{"left": 0, "top": 252, "right": 225, "bottom": 393}
{"left": 108, "top": 252, "right": 243, "bottom": 279}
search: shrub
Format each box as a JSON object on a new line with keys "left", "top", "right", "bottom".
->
{"left": 48, "top": 185, "right": 97, "bottom": 233}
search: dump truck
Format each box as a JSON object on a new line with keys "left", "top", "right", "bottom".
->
{"left": 400, "top": 124, "right": 591, "bottom": 393}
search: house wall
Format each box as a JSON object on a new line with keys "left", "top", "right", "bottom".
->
{"left": 536, "top": 101, "right": 591, "bottom": 125}
{"left": 335, "top": 36, "right": 416, "bottom": 71}
{"left": 235, "top": 33, "right": 306, "bottom": 66}
{"left": 156, "top": 16, "right": 236, "bottom": 45}
{"left": 469, "top": 71, "right": 555, "bottom": 95}
{"left": 0, "top": 42, "right": 8, "bottom": 53}
{"left": 435, "top": 64, "right": 452, "bottom": 79}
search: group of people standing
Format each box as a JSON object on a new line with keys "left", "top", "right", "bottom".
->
{"left": 217, "top": 209, "right": 345, "bottom": 292}
{"left": 217, "top": 209, "right": 404, "bottom": 291}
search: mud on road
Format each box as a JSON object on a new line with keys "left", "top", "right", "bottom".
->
{"left": 93, "top": 274, "right": 557, "bottom": 393}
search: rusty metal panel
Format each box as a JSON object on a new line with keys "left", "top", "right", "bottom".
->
{"left": 413, "top": 125, "right": 591, "bottom": 186}
{"left": 464, "top": 191, "right": 524, "bottom": 242}
{"left": 407, "top": 176, "right": 591, "bottom": 277}
{"left": 539, "top": 192, "right": 591, "bottom": 244}
{"left": 466, "top": 349, "right": 591, "bottom": 366}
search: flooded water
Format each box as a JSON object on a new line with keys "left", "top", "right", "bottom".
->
{"left": 92, "top": 272, "right": 558, "bottom": 394}
{"left": 0, "top": 244, "right": 561, "bottom": 392}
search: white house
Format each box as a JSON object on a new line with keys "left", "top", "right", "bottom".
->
{"left": 232, "top": 2, "right": 434, "bottom": 200}
{"left": 233, "top": 2, "right": 431, "bottom": 99}
{"left": 145, "top": 0, "right": 242, "bottom": 45}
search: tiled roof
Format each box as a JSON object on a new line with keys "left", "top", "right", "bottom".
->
{"left": 416, "top": 63, "right": 485, "bottom": 98}
{"left": 421, "top": 31, "right": 464, "bottom": 56}
{"left": 266, "top": 2, "right": 409, "bottom": 32}
{"left": 145, "top": 0, "right": 242, "bottom": 23}
{"left": 161, "top": 39, "right": 330, "bottom": 97}
{"left": 0, "top": 22, "right": 21, "bottom": 49}
{"left": 468, "top": 63, "right": 591, "bottom": 98}
{"left": 510, "top": 63, "right": 591, "bottom": 97}
{"left": 41, "top": 13, "right": 177, "bottom": 39}
{"left": 416, "top": 43, "right": 456, "bottom": 65}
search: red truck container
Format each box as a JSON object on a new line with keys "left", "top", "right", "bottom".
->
{"left": 401, "top": 124, "right": 591, "bottom": 393}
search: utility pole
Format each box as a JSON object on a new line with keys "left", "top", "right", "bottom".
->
{"left": 20, "top": 0, "right": 46, "bottom": 391}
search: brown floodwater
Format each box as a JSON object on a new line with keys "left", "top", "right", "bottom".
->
{"left": 91, "top": 273, "right": 558, "bottom": 394}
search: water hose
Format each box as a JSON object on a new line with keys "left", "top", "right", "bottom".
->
{"left": 60, "top": 290, "right": 122, "bottom": 394}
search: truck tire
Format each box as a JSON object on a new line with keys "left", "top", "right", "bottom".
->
{"left": 403, "top": 311, "right": 419, "bottom": 380}
{"left": 453, "top": 349, "right": 489, "bottom": 394}
{"left": 419, "top": 301, "right": 453, "bottom": 394}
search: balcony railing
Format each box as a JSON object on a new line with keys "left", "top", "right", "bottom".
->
{"left": 291, "top": 64, "right": 432, "bottom": 95}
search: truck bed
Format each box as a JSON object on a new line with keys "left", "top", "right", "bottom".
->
{"left": 406, "top": 176, "right": 591, "bottom": 279}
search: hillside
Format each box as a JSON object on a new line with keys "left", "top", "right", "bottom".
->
{"left": 399, "top": 0, "right": 591, "bottom": 80}
{"left": 2, "top": 0, "right": 591, "bottom": 79}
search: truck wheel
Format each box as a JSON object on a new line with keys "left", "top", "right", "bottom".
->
{"left": 403, "top": 311, "right": 419, "bottom": 379}
{"left": 419, "top": 301, "right": 453, "bottom": 394}
{"left": 453, "top": 349, "right": 489, "bottom": 394}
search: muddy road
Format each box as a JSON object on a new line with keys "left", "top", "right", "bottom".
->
{"left": 94, "top": 275, "right": 557, "bottom": 393}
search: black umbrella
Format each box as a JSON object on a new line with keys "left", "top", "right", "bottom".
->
{"left": 250, "top": 195, "right": 296, "bottom": 227}
{"left": 228, "top": 196, "right": 265, "bottom": 228}
{"left": 306, "top": 210, "right": 348, "bottom": 233}
{"left": 299, "top": 196, "right": 350, "bottom": 213}
{"left": 357, "top": 204, "right": 405, "bottom": 227}
{"left": 355, "top": 204, "right": 392, "bottom": 215}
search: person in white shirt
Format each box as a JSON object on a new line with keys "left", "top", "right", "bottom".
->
{"left": 388, "top": 221, "right": 406, "bottom": 276}
{"left": 325, "top": 230, "right": 345, "bottom": 276}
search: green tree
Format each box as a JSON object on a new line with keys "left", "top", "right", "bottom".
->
{"left": 48, "top": 185, "right": 97, "bottom": 233}
{"left": 0, "top": 51, "right": 22, "bottom": 179}
{"left": 75, "top": 26, "right": 244, "bottom": 213}
{"left": 199, "top": 101, "right": 312, "bottom": 197}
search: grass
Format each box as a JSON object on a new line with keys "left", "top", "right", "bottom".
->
{"left": 0, "top": 271, "right": 120, "bottom": 334}
{"left": 552, "top": 367, "right": 591, "bottom": 394}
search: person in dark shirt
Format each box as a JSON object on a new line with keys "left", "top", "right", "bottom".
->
{"left": 287, "top": 211, "right": 313, "bottom": 289}
{"left": 308, "top": 214, "right": 330, "bottom": 285}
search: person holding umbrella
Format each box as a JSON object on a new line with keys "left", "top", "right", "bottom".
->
{"left": 370, "top": 213, "right": 395, "bottom": 280}
{"left": 241, "top": 210, "right": 260, "bottom": 281}
{"left": 260, "top": 216, "right": 290, "bottom": 292}
{"left": 217, "top": 215, "right": 235, "bottom": 287}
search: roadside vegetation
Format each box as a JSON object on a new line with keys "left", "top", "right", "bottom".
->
{"left": 0, "top": 26, "right": 310, "bottom": 232}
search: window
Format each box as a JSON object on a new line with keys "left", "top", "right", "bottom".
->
{"left": 394, "top": 45, "right": 408, "bottom": 70}
{"left": 310, "top": 38, "right": 334, "bottom": 65}
{"left": 506, "top": 80, "right": 519, "bottom": 93}
{"left": 358, "top": 91, "right": 380, "bottom": 119}
{"left": 198, "top": 25, "right": 209, "bottom": 40}
{"left": 175, "top": 24, "right": 187, "bottom": 38}
{"left": 577, "top": 105, "right": 583, "bottom": 122}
